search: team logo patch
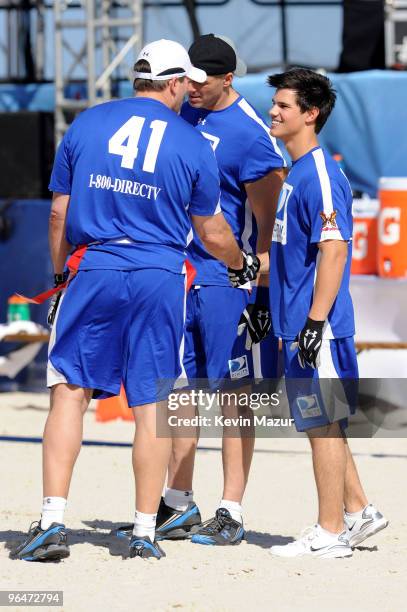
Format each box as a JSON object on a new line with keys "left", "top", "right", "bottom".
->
{"left": 320, "top": 211, "right": 338, "bottom": 232}
{"left": 272, "top": 183, "right": 293, "bottom": 245}
{"left": 296, "top": 394, "right": 322, "bottom": 418}
{"left": 228, "top": 355, "right": 249, "bottom": 380}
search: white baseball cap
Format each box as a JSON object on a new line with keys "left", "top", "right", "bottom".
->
{"left": 134, "top": 39, "right": 207, "bottom": 83}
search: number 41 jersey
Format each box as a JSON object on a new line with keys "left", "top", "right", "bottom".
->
{"left": 49, "top": 97, "right": 220, "bottom": 273}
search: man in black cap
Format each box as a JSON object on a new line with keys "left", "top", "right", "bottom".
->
{"left": 163, "top": 34, "right": 286, "bottom": 545}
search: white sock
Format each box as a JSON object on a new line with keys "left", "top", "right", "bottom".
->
{"left": 218, "top": 499, "right": 242, "bottom": 524}
{"left": 345, "top": 504, "right": 367, "bottom": 519}
{"left": 133, "top": 511, "right": 156, "bottom": 541}
{"left": 319, "top": 525, "right": 344, "bottom": 537}
{"left": 40, "top": 497, "right": 67, "bottom": 530}
{"left": 165, "top": 488, "right": 193, "bottom": 512}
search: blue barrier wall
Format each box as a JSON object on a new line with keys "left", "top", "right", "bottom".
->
{"left": 0, "top": 200, "right": 52, "bottom": 390}
{"left": 1, "top": 70, "right": 407, "bottom": 196}
{"left": 0, "top": 200, "right": 53, "bottom": 326}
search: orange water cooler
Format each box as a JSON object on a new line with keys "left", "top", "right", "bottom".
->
{"left": 377, "top": 178, "right": 407, "bottom": 278}
{"left": 351, "top": 197, "right": 379, "bottom": 274}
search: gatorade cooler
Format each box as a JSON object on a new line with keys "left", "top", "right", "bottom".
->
{"left": 7, "top": 295, "right": 31, "bottom": 322}
{"left": 351, "top": 197, "right": 379, "bottom": 274}
{"left": 378, "top": 177, "right": 407, "bottom": 278}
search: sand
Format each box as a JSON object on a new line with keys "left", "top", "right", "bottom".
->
{"left": 1, "top": 392, "right": 406, "bottom": 612}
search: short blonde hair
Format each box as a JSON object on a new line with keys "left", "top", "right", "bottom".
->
{"left": 133, "top": 59, "right": 184, "bottom": 92}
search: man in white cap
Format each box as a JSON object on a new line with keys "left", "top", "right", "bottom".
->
{"left": 119, "top": 34, "right": 286, "bottom": 546}
{"left": 10, "top": 39, "right": 260, "bottom": 562}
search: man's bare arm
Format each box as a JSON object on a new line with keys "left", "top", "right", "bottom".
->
{"left": 257, "top": 251, "right": 270, "bottom": 274}
{"left": 308, "top": 239, "right": 349, "bottom": 321}
{"left": 49, "top": 192, "right": 71, "bottom": 275}
{"left": 245, "top": 167, "right": 285, "bottom": 287}
{"left": 191, "top": 212, "right": 243, "bottom": 270}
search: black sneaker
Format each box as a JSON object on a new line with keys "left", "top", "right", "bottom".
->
{"left": 191, "top": 508, "right": 245, "bottom": 546}
{"left": 114, "top": 497, "right": 202, "bottom": 541}
{"left": 129, "top": 536, "right": 166, "bottom": 559}
{"left": 9, "top": 521, "right": 70, "bottom": 561}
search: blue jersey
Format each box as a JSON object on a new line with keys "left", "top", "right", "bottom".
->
{"left": 49, "top": 97, "right": 220, "bottom": 274}
{"left": 270, "top": 146, "right": 355, "bottom": 340}
{"left": 181, "top": 96, "right": 285, "bottom": 286}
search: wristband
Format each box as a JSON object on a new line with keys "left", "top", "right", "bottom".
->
{"left": 54, "top": 273, "right": 67, "bottom": 287}
{"left": 305, "top": 316, "right": 324, "bottom": 330}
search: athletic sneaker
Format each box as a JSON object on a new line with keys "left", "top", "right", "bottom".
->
{"left": 191, "top": 508, "right": 245, "bottom": 546}
{"left": 129, "top": 536, "right": 166, "bottom": 559}
{"left": 114, "top": 497, "right": 202, "bottom": 541}
{"left": 9, "top": 521, "right": 70, "bottom": 562}
{"left": 345, "top": 504, "right": 389, "bottom": 547}
{"left": 269, "top": 524, "right": 352, "bottom": 559}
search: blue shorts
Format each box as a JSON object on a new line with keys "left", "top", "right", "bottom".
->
{"left": 182, "top": 286, "right": 279, "bottom": 388}
{"left": 47, "top": 269, "right": 185, "bottom": 406}
{"left": 283, "top": 337, "right": 359, "bottom": 432}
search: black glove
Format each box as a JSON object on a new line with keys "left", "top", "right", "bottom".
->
{"left": 238, "top": 287, "right": 272, "bottom": 349}
{"left": 47, "top": 273, "right": 67, "bottom": 328}
{"left": 294, "top": 317, "right": 325, "bottom": 369}
{"left": 228, "top": 250, "right": 260, "bottom": 288}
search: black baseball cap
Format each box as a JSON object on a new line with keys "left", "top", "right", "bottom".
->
{"left": 188, "top": 34, "right": 247, "bottom": 78}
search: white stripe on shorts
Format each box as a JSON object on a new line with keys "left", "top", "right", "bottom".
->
{"left": 317, "top": 338, "right": 351, "bottom": 423}
{"left": 174, "top": 274, "right": 189, "bottom": 390}
{"left": 317, "top": 339, "right": 339, "bottom": 379}
{"left": 47, "top": 290, "right": 68, "bottom": 388}
{"left": 252, "top": 342, "right": 263, "bottom": 379}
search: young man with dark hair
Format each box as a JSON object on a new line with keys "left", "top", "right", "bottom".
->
{"left": 10, "top": 39, "right": 260, "bottom": 562}
{"left": 257, "top": 68, "right": 388, "bottom": 558}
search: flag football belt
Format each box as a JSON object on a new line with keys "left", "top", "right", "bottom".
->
{"left": 16, "top": 244, "right": 89, "bottom": 304}
{"left": 16, "top": 242, "right": 197, "bottom": 304}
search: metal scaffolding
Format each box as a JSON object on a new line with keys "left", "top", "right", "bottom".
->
{"left": 0, "top": 0, "right": 46, "bottom": 82}
{"left": 385, "top": 0, "right": 407, "bottom": 67}
{"left": 54, "top": 0, "right": 143, "bottom": 144}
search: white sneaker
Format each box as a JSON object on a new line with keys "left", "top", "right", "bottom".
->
{"left": 345, "top": 504, "right": 389, "bottom": 547}
{"left": 269, "top": 524, "right": 352, "bottom": 559}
